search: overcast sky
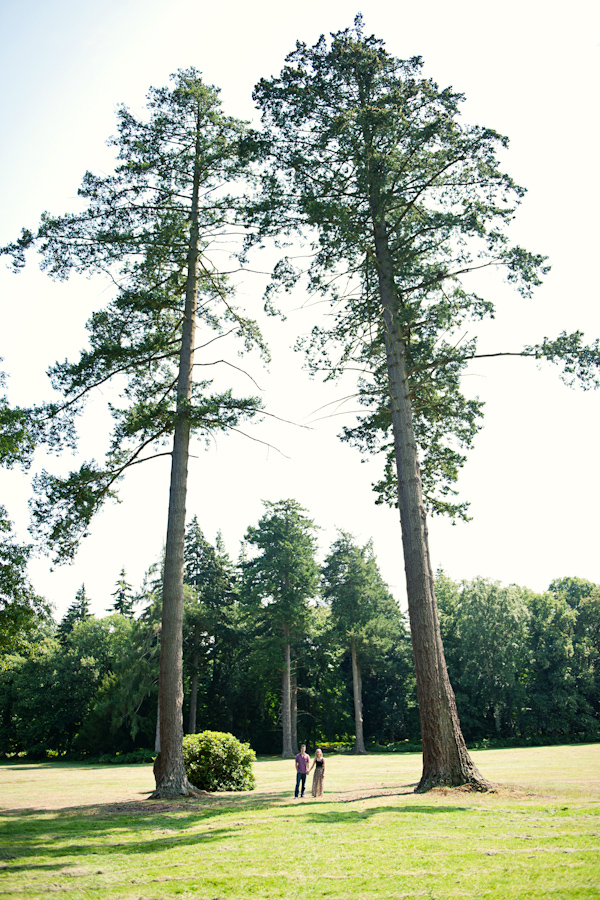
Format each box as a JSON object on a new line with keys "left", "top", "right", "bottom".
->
{"left": 0, "top": 0, "right": 599, "bottom": 618}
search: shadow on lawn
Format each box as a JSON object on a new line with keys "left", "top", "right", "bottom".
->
{"left": 1, "top": 788, "right": 295, "bottom": 819}
{"left": 1, "top": 780, "right": 459, "bottom": 820}
{"left": 0, "top": 820, "right": 236, "bottom": 874}
{"left": 301, "top": 804, "right": 471, "bottom": 824}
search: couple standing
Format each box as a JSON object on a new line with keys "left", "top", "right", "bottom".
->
{"left": 294, "top": 744, "right": 325, "bottom": 798}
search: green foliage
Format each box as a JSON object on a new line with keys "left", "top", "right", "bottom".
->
{"left": 0, "top": 636, "right": 101, "bottom": 756}
{"left": 0, "top": 368, "right": 35, "bottom": 470}
{"left": 242, "top": 500, "right": 319, "bottom": 629}
{"left": 522, "top": 590, "right": 581, "bottom": 736}
{"left": 181, "top": 519, "right": 243, "bottom": 734}
{"left": 321, "top": 532, "right": 415, "bottom": 745}
{"left": 57, "top": 584, "right": 91, "bottom": 641}
{"left": 253, "top": 18, "right": 600, "bottom": 520}
{"left": 97, "top": 748, "right": 156, "bottom": 764}
{"left": 0, "top": 508, "right": 49, "bottom": 654}
{"left": 323, "top": 532, "right": 401, "bottom": 657}
{"left": 0, "top": 613, "right": 157, "bottom": 757}
{"left": 3, "top": 70, "right": 265, "bottom": 565}
{"left": 436, "top": 572, "right": 600, "bottom": 741}
{"left": 110, "top": 568, "right": 135, "bottom": 616}
{"left": 182, "top": 730, "right": 256, "bottom": 791}
{"left": 436, "top": 573, "right": 530, "bottom": 738}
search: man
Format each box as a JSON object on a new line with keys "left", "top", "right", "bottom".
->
{"left": 294, "top": 744, "right": 310, "bottom": 798}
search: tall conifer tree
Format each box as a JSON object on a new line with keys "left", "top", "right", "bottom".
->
{"left": 253, "top": 19, "right": 600, "bottom": 789}
{"left": 323, "top": 532, "right": 400, "bottom": 754}
{"left": 242, "top": 500, "right": 319, "bottom": 757}
{"left": 3, "top": 71, "right": 265, "bottom": 796}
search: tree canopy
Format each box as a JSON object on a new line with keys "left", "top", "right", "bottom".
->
{"left": 1, "top": 69, "right": 267, "bottom": 797}
{"left": 252, "top": 16, "right": 600, "bottom": 790}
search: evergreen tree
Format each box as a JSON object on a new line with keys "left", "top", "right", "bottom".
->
{"left": 182, "top": 517, "right": 238, "bottom": 734}
{"left": 58, "top": 584, "right": 91, "bottom": 641}
{"left": 253, "top": 18, "right": 600, "bottom": 789}
{"left": 3, "top": 71, "right": 265, "bottom": 796}
{"left": 242, "top": 500, "right": 319, "bottom": 757}
{"left": 110, "top": 568, "right": 135, "bottom": 617}
{"left": 322, "top": 532, "right": 401, "bottom": 753}
{"left": 0, "top": 366, "right": 47, "bottom": 651}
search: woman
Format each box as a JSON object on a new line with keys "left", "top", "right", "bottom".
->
{"left": 308, "top": 747, "right": 325, "bottom": 798}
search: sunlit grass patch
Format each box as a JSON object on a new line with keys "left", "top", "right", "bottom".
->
{"left": 0, "top": 744, "right": 598, "bottom": 899}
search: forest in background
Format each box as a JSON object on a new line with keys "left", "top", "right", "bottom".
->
{"left": 1, "top": 507, "right": 598, "bottom": 759}
{"left": 1, "top": 21, "right": 599, "bottom": 795}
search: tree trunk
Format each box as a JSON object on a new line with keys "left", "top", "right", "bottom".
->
{"left": 188, "top": 649, "right": 199, "bottom": 734}
{"left": 152, "top": 107, "right": 204, "bottom": 799}
{"left": 350, "top": 638, "right": 367, "bottom": 754}
{"left": 371, "top": 214, "right": 490, "bottom": 792}
{"left": 281, "top": 625, "right": 294, "bottom": 757}
{"left": 291, "top": 670, "right": 298, "bottom": 754}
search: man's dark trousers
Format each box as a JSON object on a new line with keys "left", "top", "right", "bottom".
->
{"left": 295, "top": 772, "right": 307, "bottom": 797}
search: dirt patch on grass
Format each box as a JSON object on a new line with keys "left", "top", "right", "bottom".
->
{"left": 335, "top": 786, "right": 416, "bottom": 802}
{"left": 0, "top": 796, "right": 218, "bottom": 817}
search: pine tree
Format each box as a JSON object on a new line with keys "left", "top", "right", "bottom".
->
{"left": 110, "top": 568, "right": 135, "bottom": 617}
{"left": 253, "top": 18, "right": 600, "bottom": 789}
{"left": 58, "top": 584, "right": 91, "bottom": 641}
{"left": 3, "top": 71, "right": 266, "bottom": 796}
{"left": 323, "top": 532, "right": 400, "bottom": 753}
{"left": 242, "top": 500, "right": 319, "bottom": 757}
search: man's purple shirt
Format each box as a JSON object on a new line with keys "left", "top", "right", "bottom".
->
{"left": 295, "top": 751, "right": 310, "bottom": 774}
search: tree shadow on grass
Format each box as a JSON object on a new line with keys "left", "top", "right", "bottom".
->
{"left": 301, "top": 804, "right": 472, "bottom": 824}
{"left": 0, "top": 819, "right": 237, "bottom": 874}
{"left": 1, "top": 780, "right": 474, "bottom": 821}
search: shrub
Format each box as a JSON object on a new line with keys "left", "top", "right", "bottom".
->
{"left": 98, "top": 749, "right": 156, "bottom": 764}
{"left": 183, "top": 731, "right": 256, "bottom": 792}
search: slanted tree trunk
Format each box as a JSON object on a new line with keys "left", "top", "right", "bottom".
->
{"left": 372, "top": 214, "right": 490, "bottom": 792}
{"left": 350, "top": 637, "right": 367, "bottom": 754}
{"left": 152, "top": 107, "right": 204, "bottom": 799}
{"left": 281, "top": 625, "right": 294, "bottom": 757}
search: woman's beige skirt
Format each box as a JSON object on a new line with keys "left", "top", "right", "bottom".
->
{"left": 311, "top": 767, "right": 324, "bottom": 797}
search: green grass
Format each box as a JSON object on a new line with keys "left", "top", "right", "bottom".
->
{"left": 1, "top": 745, "right": 599, "bottom": 899}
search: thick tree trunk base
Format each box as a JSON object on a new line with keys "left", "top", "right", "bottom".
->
{"left": 151, "top": 751, "right": 206, "bottom": 799}
{"left": 150, "top": 784, "right": 209, "bottom": 799}
{"left": 415, "top": 762, "right": 493, "bottom": 793}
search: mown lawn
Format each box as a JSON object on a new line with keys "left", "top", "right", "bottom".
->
{"left": 0, "top": 745, "right": 598, "bottom": 899}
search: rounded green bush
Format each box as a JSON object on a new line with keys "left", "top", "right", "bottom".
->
{"left": 183, "top": 730, "right": 256, "bottom": 792}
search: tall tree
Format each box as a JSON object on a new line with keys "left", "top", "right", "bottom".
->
{"left": 3, "top": 71, "right": 265, "bottom": 796}
{"left": 436, "top": 573, "right": 530, "bottom": 738}
{"left": 322, "top": 532, "right": 400, "bottom": 753}
{"left": 242, "top": 499, "right": 319, "bottom": 757}
{"left": 58, "top": 584, "right": 91, "bottom": 641}
{"left": 0, "top": 510, "right": 48, "bottom": 654}
{"left": 0, "top": 366, "right": 47, "bottom": 652}
{"left": 110, "top": 568, "right": 135, "bottom": 617}
{"left": 523, "top": 590, "right": 578, "bottom": 736}
{"left": 253, "top": 19, "right": 600, "bottom": 789}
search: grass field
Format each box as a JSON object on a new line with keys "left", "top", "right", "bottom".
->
{"left": 1, "top": 745, "right": 599, "bottom": 899}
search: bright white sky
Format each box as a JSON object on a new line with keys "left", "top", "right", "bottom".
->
{"left": 0, "top": 0, "right": 599, "bottom": 619}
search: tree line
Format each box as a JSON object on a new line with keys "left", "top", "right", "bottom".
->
{"left": 1, "top": 503, "right": 597, "bottom": 760}
{"left": 2, "top": 17, "right": 600, "bottom": 793}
